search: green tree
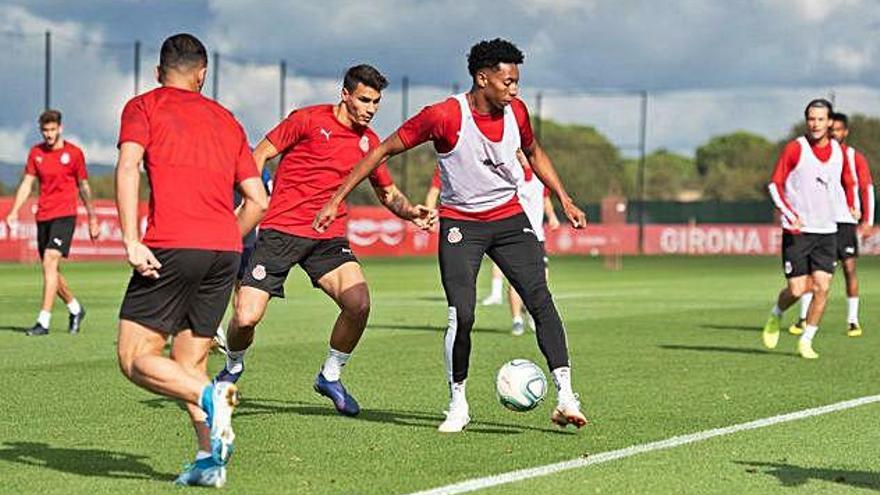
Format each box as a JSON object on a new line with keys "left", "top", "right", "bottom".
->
{"left": 695, "top": 131, "right": 777, "bottom": 200}
{"left": 623, "top": 149, "right": 697, "bottom": 200}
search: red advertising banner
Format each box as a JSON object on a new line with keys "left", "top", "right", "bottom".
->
{"left": 0, "top": 198, "right": 877, "bottom": 261}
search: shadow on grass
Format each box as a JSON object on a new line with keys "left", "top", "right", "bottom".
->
{"left": 736, "top": 460, "right": 880, "bottom": 491}
{"left": 237, "top": 397, "right": 572, "bottom": 436}
{"left": 0, "top": 441, "right": 174, "bottom": 481}
{"left": 0, "top": 326, "right": 29, "bottom": 333}
{"left": 367, "top": 323, "right": 507, "bottom": 334}
{"left": 659, "top": 344, "right": 797, "bottom": 357}
{"left": 700, "top": 324, "right": 762, "bottom": 332}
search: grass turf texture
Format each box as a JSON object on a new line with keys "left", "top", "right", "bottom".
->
{"left": 0, "top": 256, "right": 878, "bottom": 494}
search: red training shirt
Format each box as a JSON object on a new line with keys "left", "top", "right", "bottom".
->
{"left": 261, "top": 104, "right": 394, "bottom": 239}
{"left": 25, "top": 141, "right": 87, "bottom": 222}
{"left": 397, "top": 97, "right": 534, "bottom": 221}
{"left": 118, "top": 86, "right": 259, "bottom": 252}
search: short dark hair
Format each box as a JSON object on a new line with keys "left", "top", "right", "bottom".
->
{"left": 467, "top": 38, "right": 524, "bottom": 77}
{"left": 159, "top": 33, "right": 208, "bottom": 79}
{"left": 343, "top": 64, "right": 388, "bottom": 92}
{"left": 38, "top": 109, "right": 62, "bottom": 126}
{"left": 804, "top": 98, "right": 833, "bottom": 119}
{"left": 832, "top": 112, "right": 849, "bottom": 128}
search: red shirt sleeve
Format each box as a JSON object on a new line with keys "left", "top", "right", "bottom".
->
{"left": 856, "top": 151, "right": 874, "bottom": 224}
{"left": 234, "top": 131, "right": 259, "bottom": 183}
{"left": 841, "top": 147, "right": 856, "bottom": 209}
{"left": 856, "top": 152, "right": 873, "bottom": 186}
{"left": 118, "top": 97, "right": 150, "bottom": 149}
{"left": 430, "top": 166, "right": 441, "bottom": 188}
{"left": 397, "top": 98, "right": 460, "bottom": 153}
{"left": 369, "top": 162, "right": 394, "bottom": 188}
{"left": 74, "top": 147, "right": 87, "bottom": 180}
{"left": 266, "top": 110, "right": 310, "bottom": 153}
{"left": 511, "top": 98, "right": 535, "bottom": 149}
{"left": 768, "top": 140, "right": 801, "bottom": 222}
{"left": 24, "top": 148, "right": 37, "bottom": 176}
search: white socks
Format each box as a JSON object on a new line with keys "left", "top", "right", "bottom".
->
{"left": 847, "top": 297, "right": 859, "bottom": 324}
{"left": 490, "top": 277, "right": 503, "bottom": 299}
{"left": 551, "top": 366, "right": 576, "bottom": 405}
{"left": 512, "top": 315, "right": 524, "bottom": 325}
{"left": 225, "top": 349, "right": 246, "bottom": 374}
{"left": 771, "top": 305, "right": 783, "bottom": 318}
{"left": 66, "top": 298, "right": 81, "bottom": 315}
{"left": 802, "top": 324, "right": 818, "bottom": 342}
{"left": 799, "top": 293, "right": 812, "bottom": 320}
{"left": 321, "top": 348, "right": 351, "bottom": 382}
{"left": 449, "top": 380, "right": 467, "bottom": 410}
{"left": 36, "top": 310, "right": 51, "bottom": 328}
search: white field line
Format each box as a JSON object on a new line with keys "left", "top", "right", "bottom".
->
{"left": 404, "top": 394, "right": 880, "bottom": 495}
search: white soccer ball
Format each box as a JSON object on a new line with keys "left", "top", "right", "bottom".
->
{"left": 495, "top": 359, "right": 547, "bottom": 412}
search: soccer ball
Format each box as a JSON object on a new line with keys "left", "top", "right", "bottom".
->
{"left": 495, "top": 359, "right": 547, "bottom": 412}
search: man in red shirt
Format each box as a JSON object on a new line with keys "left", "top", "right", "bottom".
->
{"left": 115, "top": 34, "right": 268, "bottom": 487}
{"left": 315, "top": 39, "right": 588, "bottom": 432}
{"left": 5, "top": 109, "right": 98, "bottom": 336}
{"left": 214, "top": 65, "right": 434, "bottom": 417}
{"left": 763, "top": 99, "right": 856, "bottom": 359}
{"left": 790, "top": 112, "right": 875, "bottom": 337}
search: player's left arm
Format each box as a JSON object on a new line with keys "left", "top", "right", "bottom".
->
{"left": 842, "top": 152, "right": 859, "bottom": 220}
{"left": 857, "top": 153, "right": 874, "bottom": 234}
{"left": 522, "top": 140, "right": 586, "bottom": 229}
{"left": 373, "top": 183, "right": 436, "bottom": 230}
{"left": 77, "top": 179, "right": 99, "bottom": 240}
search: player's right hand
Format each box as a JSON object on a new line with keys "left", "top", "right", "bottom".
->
{"left": 563, "top": 200, "right": 587, "bottom": 229}
{"left": 125, "top": 240, "right": 162, "bottom": 279}
{"left": 313, "top": 201, "right": 339, "bottom": 234}
{"left": 410, "top": 205, "right": 437, "bottom": 230}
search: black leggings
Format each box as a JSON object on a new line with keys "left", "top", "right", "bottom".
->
{"left": 439, "top": 213, "right": 570, "bottom": 383}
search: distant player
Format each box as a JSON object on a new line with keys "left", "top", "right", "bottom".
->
{"left": 214, "top": 65, "right": 435, "bottom": 417}
{"left": 4, "top": 109, "right": 98, "bottom": 336}
{"left": 762, "top": 99, "right": 856, "bottom": 359}
{"left": 114, "top": 34, "right": 269, "bottom": 487}
{"left": 315, "top": 39, "right": 588, "bottom": 432}
{"left": 510, "top": 149, "right": 560, "bottom": 335}
{"left": 789, "top": 112, "right": 873, "bottom": 337}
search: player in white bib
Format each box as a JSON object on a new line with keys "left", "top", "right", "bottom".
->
{"left": 763, "top": 99, "right": 857, "bottom": 359}
{"left": 316, "top": 39, "right": 588, "bottom": 432}
{"left": 789, "top": 111, "right": 874, "bottom": 337}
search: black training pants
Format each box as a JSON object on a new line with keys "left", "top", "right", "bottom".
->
{"left": 438, "top": 213, "right": 570, "bottom": 383}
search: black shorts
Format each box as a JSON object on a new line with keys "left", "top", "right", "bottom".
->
{"left": 539, "top": 241, "right": 548, "bottom": 267}
{"left": 119, "top": 248, "right": 239, "bottom": 337}
{"left": 240, "top": 229, "right": 358, "bottom": 297}
{"left": 37, "top": 215, "right": 75, "bottom": 258}
{"left": 782, "top": 232, "right": 836, "bottom": 278}
{"left": 836, "top": 223, "right": 859, "bottom": 260}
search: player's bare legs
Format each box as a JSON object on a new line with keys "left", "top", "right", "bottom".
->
{"left": 481, "top": 263, "right": 504, "bottom": 305}
{"left": 226, "top": 287, "right": 271, "bottom": 353}
{"left": 312, "top": 262, "right": 369, "bottom": 416}
{"left": 170, "top": 330, "right": 214, "bottom": 453}
{"left": 842, "top": 257, "right": 862, "bottom": 336}
{"left": 318, "top": 262, "right": 370, "bottom": 353}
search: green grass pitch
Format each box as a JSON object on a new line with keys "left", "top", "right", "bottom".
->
{"left": 0, "top": 256, "right": 878, "bottom": 494}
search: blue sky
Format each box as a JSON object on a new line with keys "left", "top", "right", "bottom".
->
{"left": 1, "top": 0, "right": 879, "bottom": 168}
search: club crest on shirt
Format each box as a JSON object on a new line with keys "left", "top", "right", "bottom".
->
{"left": 447, "top": 227, "right": 463, "bottom": 244}
{"left": 359, "top": 135, "right": 370, "bottom": 153}
{"left": 60, "top": 152, "right": 71, "bottom": 165}
{"left": 252, "top": 264, "right": 267, "bottom": 281}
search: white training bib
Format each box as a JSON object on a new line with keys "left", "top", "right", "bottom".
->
{"left": 831, "top": 145, "right": 859, "bottom": 223}
{"left": 784, "top": 137, "right": 842, "bottom": 233}
{"left": 518, "top": 175, "right": 546, "bottom": 241}
{"left": 436, "top": 94, "right": 523, "bottom": 213}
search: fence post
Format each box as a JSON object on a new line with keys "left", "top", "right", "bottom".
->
{"left": 279, "top": 59, "right": 287, "bottom": 120}
{"left": 133, "top": 40, "right": 141, "bottom": 95}
{"left": 535, "top": 91, "right": 543, "bottom": 141}
{"left": 44, "top": 30, "right": 51, "bottom": 109}
{"left": 636, "top": 90, "right": 648, "bottom": 254}
{"left": 401, "top": 76, "right": 410, "bottom": 193}
{"left": 212, "top": 52, "right": 220, "bottom": 101}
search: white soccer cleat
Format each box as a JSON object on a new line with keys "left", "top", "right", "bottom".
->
{"left": 438, "top": 403, "right": 470, "bottom": 433}
{"left": 209, "top": 382, "right": 239, "bottom": 464}
{"left": 551, "top": 397, "right": 588, "bottom": 429}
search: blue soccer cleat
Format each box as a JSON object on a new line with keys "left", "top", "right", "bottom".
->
{"left": 313, "top": 371, "right": 360, "bottom": 417}
{"left": 174, "top": 457, "right": 227, "bottom": 487}
{"left": 201, "top": 382, "right": 239, "bottom": 465}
